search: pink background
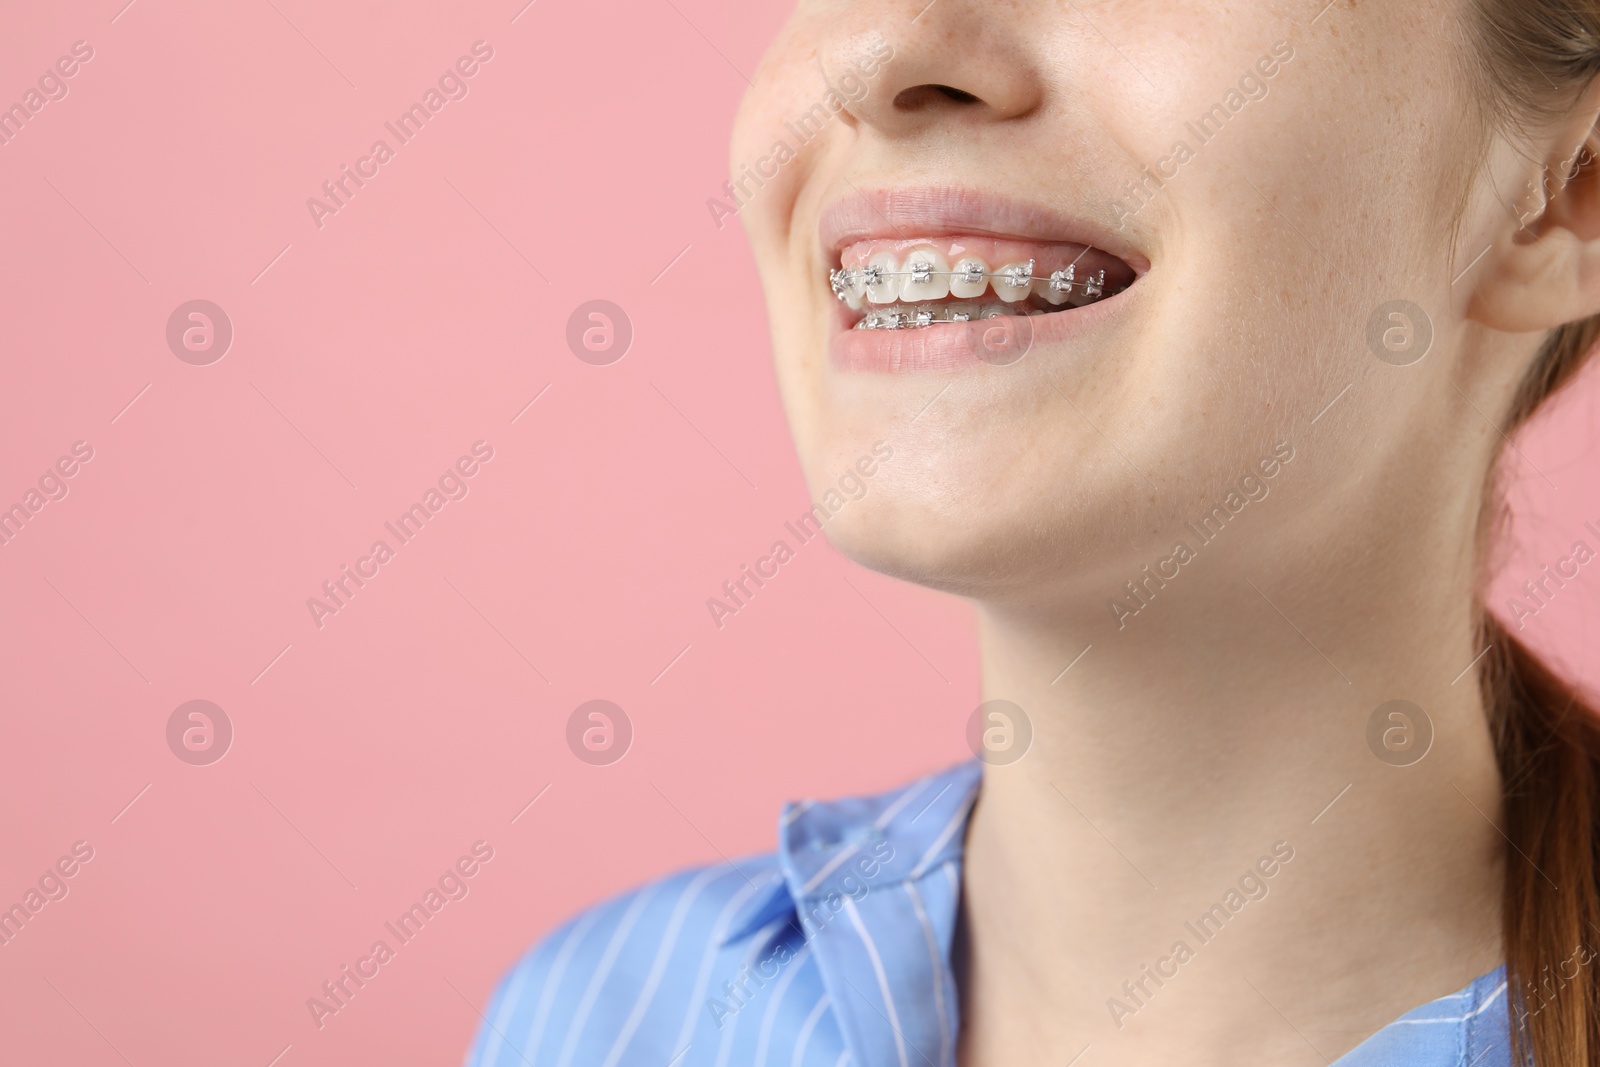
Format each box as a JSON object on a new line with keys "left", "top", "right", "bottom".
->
{"left": 0, "top": 2, "right": 1594, "bottom": 1065}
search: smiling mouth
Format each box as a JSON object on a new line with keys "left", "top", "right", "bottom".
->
{"left": 828, "top": 236, "right": 1136, "bottom": 330}
{"left": 818, "top": 189, "right": 1145, "bottom": 372}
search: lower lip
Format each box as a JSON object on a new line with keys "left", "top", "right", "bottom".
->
{"left": 828, "top": 288, "right": 1134, "bottom": 374}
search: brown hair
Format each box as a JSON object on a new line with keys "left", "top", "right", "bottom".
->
{"left": 1468, "top": 2, "right": 1600, "bottom": 1062}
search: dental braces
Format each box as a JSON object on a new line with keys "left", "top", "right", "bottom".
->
{"left": 830, "top": 259, "right": 1123, "bottom": 304}
{"left": 854, "top": 305, "right": 1025, "bottom": 330}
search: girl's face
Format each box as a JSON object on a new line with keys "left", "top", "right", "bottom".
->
{"left": 732, "top": 0, "right": 1523, "bottom": 608}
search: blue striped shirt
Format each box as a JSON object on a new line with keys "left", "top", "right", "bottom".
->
{"left": 464, "top": 761, "right": 1513, "bottom": 1066}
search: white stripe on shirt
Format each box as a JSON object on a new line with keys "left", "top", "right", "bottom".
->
{"left": 555, "top": 885, "right": 659, "bottom": 1067}
{"left": 843, "top": 896, "right": 909, "bottom": 1067}
{"left": 600, "top": 867, "right": 733, "bottom": 1067}
{"left": 791, "top": 993, "right": 832, "bottom": 1067}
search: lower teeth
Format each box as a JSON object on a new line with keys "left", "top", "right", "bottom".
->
{"left": 854, "top": 301, "right": 1042, "bottom": 330}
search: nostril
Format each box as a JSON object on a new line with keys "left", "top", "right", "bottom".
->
{"left": 893, "top": 83, "right": 982, "bottom": 110}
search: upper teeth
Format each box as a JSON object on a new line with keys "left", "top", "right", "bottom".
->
{"left": 830, "top": 254, "right": 1112, "bottom": 312}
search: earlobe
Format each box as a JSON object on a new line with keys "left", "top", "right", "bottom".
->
{"left": 1468, "top": 98, "right": 1600, "bottom": 334}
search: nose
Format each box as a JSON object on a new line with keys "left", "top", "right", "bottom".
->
{"left": 820, "top": 2, "right": 1045, "bottom": 136}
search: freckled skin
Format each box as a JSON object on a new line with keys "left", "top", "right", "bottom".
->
{"left": 731, "top": 2, "right": 1600, "bottom": 1062}
{"left": 731, "top": 0, "right": 1519, "bottom": 611}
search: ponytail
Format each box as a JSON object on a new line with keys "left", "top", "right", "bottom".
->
{"left": 1478, "top": 613, "right": 1600, "bottom": 1063}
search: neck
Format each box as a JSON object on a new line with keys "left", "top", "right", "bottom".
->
{"left": 956, "top": 516, "right": 1506, "bottom": 1063}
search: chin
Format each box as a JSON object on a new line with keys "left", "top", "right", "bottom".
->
{"left": 796, "top": 459, "right": 1094, "bottom": 603}
{"left": 816, "top": 503, "right": 995, "bottom": 595}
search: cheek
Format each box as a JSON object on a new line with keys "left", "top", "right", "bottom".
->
{"left": 1102, "top": 20, "right": 1467, "bottom": 422}
{"left": 729, "top": 21, "right": 833, "bottom": 223}
{"left": 737, "top": 0, "right": 1475, "bottom": 595}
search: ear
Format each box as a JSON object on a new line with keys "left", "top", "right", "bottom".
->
{"left": 1468, "top": 82, "right": 1600, "bottom": 334}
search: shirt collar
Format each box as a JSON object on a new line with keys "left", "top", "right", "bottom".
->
{"left": 722, "top": 760, "right": 982, "bottom": 945}
{"left": 721, "top": 760, "right": 1512, "bottom": 1067}
{"left": 723, "top": 760, "right": 982, "bottom": 1067}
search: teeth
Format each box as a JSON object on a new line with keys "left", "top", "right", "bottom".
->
{"left": 900, "top": 248, "right": 951, "bottom": 302}
{"left": 950, "top": 257, "right": 989, "bottom": 299}
{"left": 855, "top": 300, "right": 1024, "bottom": 329}
{"left": 831, "top": 268, "right": 867, "bottom": 311}
{"left": 1063, "top": 268, "right": 1106, "bottom": 308}
{"left": 994, "top": 260, "right": 1035, "bottom": 303}
{"left": 832, "top": 255, "right": 1128, "bottom": 325}
{"left": 866, "top": 251, "right": 901, "bottom": 304}
{"left": 838, "top": 268, "right": 864, "bottom": 310}
{"left": 1037, "top": 265, "right": 1074, "bottom": 306}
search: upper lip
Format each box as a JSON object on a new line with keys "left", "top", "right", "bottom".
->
{"left": 818, "top": 185, "right": 1150, "bottom": 273}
